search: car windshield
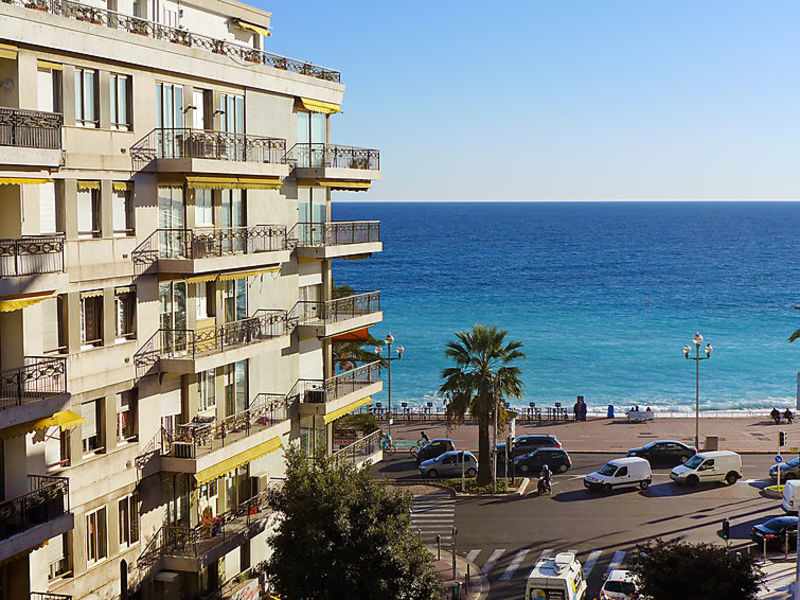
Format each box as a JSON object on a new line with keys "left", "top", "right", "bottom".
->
{"left": 684, "top": 455, "right": 704, "bottom": 469}
{"left": 788, "top": 458, "right": 800, "bottom": 467}
{"left": 764, "top": 518, "right": 797, "bottom": 532}
{"left": 598, "top": 463, "right": 618, "bottom": 476}
{"left": 604, "top": 581, "right": 637, "bottom": 594}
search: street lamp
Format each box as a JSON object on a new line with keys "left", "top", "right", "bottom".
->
{"left": 375, "top": 332, "right": 404, "bottom": 438}
{"left": 683, "top": 332, "right": 713, "bottom": 450}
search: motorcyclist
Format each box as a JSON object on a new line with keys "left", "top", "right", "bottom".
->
{"left": 785, "top": 409, "right": 795, "bottom": 424}
{"left": 771, "top": 407, "right": 782, "bottom": 425}
{"left": 539, "top": 464, "right": 552, "bottom": 494}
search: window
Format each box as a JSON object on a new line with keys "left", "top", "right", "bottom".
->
{"left": 42, "top": 295, "right": 66, "bottom": 355}
{"left": 77, "top": 182, "right": 100, "bottom": 238}
{"left": 616, "top": 467, "right": 628, "bottom": 477}
{"left": 37, "top": 66, "right": 61, "bottom": 113}
{"left": 195, "top": 188, "right": 213, "bottom": 226}
{"left": 81, "top": 398, "right": 103, "bottom": 454}
{"left": 47, "top": 533, "right": 70, "bottom": 580}
{"left": 112, "top": 183, "right": 133, "bottom": 236}
{"left": 81, "top": 292, "right": 103, "bottom": 347}
{"left": 117, "top": 389, "right": 137, "bottom": 442}
{"left": 115, "top": 287, "right": 136, "bottom": 340}
{"left": 198, "top": 369, "right": 216, "bottom": 413}
{"left": 74, "top": 68, "right": 98, "bottom": 127}
{"left": 195, "top": 282, "right": 214, "bottom": 321}
{"left": 109, "top": 73, "right": 131, "bottom": 130}
{"left": 118, "top": 493, "right": 140, "bottom": 547}
{"left": 86, "top": 507, "right": 107, "bottom": 564}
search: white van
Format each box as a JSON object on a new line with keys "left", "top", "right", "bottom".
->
{"left": 525, "top": 551, "right": 587, "bottom": 600}
{"left": 584, "top": 457, "right": 652, "bottom": 492}
{"left": 670, "top": 450, "right": 742, "bottom": 486}
{"left": 782, "top": 480, "right": 800, "bottom": 514}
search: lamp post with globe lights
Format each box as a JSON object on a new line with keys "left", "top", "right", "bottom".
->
{"left": 683, "top": 332, "right": 713, "bottom": 451}
{"left": 375, "top": 332, "right": 404, "bottom": 438}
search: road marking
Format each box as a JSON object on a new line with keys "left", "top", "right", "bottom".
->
{"left": 539, "top": 548, "right": 554, "bottom": 559}
{"left": 499, "top": 548, "right": 530, "bottom": 580}
{"left": 607, "top": 550, "right": 626, "bottom": 572}
{"left": 582, "top": 550, "right": 601, "bottom": 577}
{"left": 482, "top": 549, "right": 505, "bottom": 574}
{"left": 466, "top": 549, "right": 481, "bottom": 563}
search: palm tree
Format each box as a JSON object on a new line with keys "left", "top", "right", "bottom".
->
{"left": 789, "top": 306, "right": 800, "bottom": 342}
{"left": 439, "top": 324, "right": 525, "bottom": 485}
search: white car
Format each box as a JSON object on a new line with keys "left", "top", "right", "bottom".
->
{"left": 599, "top": 569, "right": 639, "bottom": 600}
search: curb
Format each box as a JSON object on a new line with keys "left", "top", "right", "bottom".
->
{"left": 426, "top": 545, "right": 489, "bottom": 600}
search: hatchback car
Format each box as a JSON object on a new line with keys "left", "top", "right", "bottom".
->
{"left": 626, "top": 440, "right": 696, "bottom": 466}
{"left": 770, "top": 457, "right": 800, "bottom": 481}
{"left": 751, "top": 516, "right": 798, "bottom": 548}
{"left": 497, "top": 435, "right": 563, "bottom": 461}
{"left": 514, "top": 447, "right": 572, "bottom": 475}
{"left": 414, "top": 439, "right": 455, "bottom": 465}
{"left": 599, "top": 569, "right": 639, "bottom": 600}
{"left": 419, "top": 451, "right": 478, "bottom": 478}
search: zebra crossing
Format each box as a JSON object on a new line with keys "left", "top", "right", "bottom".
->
{"left": 410, "top": 492, "right": 456, "bottom": 543}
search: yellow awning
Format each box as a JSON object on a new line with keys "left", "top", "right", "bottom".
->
{"left": 323, "top": 396, "right": 373, "bottom": 425}
{"left": 0, "top": 292, "right": 56, "bottom": 313}
{"left": 186, "top": 176, "right": 282, "bottom": 190}
{"left": 77, "top": 180, "right": 100, "bottom": 191}
{"left": 186, "top": 273, "right": 219, "bottom": 284}
{"left": 297, "top": 98, "right": 342, "bottom": 115}
{"left": 317, "top": 180, "right": 371, "bottom": 191}
{"left": 80, "top": 289, "right": 104, "bottom": 299}
{"left": 236, "top": 177, "right": 283, "bottom": 190}
{"left": 195, "top": 436, "right": 282, "bottom": 484}
{"left": 37, "top": 60, "right": 62, "bottom": 71}
{"left": 112, "top": 181, "right": 133, "bottom": 191}
{"left": 233, "top": 19, "right": 272, "bottom": 37}
{"left": 218, "top": 267, "right": 280, "bottom": 281}
{"left": 0, "top": 410, "right": 84, "bottom": 441}
{"left": 0, "top": 177, "right": 53, "bottom": 186}
{"left": 0, "top": 43, "right": 17, "bottom": 61}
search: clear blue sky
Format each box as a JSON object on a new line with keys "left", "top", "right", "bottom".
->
{"left": 259, "top": 1, "right": 800, "bottom": 201}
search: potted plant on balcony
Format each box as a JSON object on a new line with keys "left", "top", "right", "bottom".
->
{"left": 169, "top": 28, "right": 191, "bottom": 46}
{"left": 129, "top": 17, "right": 149, "bottom": 36}
{"left": 211, "top": 39, "right": 226, "bottom": 55}
{"left": 244, "top": 49, "right": 262, "bottom": 64}
{"left": 76, "top": 7, "right": 102, "bottom": 24}
{"left": 24, "top": 0, "right": 48, "bottom": 11}
{"left": 272, "top": 57, "right": 288, "bottom": 70}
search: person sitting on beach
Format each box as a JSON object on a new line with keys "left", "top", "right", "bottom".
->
{"left": 784, "top": 409, "right": 794, "bottom": 424}
{"left": 771, "top": 407, "right": 781, "bottom": 425}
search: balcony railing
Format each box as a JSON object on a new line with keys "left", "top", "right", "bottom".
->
{"left": 0, "top": 475, "right": 69, "bottom": 542}
{"left": 0, "top": 356, "right": 67, "bottom": 411}
{"left": 0, "top": 234, "right": 65, "bottom": 278}
{"left": 31, "top": 593, "right": 72, "bottom": 600}
{"left": 0, "top": 107, "right": 63, "bottom": 149}
{"left": 291, "top": 361, "right": 381, "bottom": 406}
{"left": 6, "top": 0, "right": 340, "bottom": 82}
{"left": 286, "top": 143, "right": 380, "bottom": 170}
{"left": 332, "top": 429, "right": 382, "bottom": 468}
{"left": 130, "top": 128, "right": 286, "bottom": 164}
{"left": 165, "top": 393, "right": 290, "bottom": 459}
{"left": 293, "top": 291, "right": 380, "bottom": 326}
{"left": 289, "top": 221, "right": 380, "bottom": 248}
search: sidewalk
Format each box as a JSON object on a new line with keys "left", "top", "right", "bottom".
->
{"left": 428, "top": 544, "right": 487, "bottom": 600}
{"left": 759, "top": 561, "right": 797, "bottom": 599}
{"left": 388, "top": 416, "right": 800, "bottom": 454}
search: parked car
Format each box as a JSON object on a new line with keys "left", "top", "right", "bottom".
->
{"left": 751, "top": 516, "right": 798, "bottom": 549}
{"left": 414, "top": 439, "right": 455, "bottom": 465}
{"left": 770, "top": 457, "right": 800, "bottom": 481}
{"left": 419, "top": 450, "right": 478, "bottom": 478}
{"left": 670, "top": 450, "right": 742, "bottom": 486}
{"left": 584, "top": 457, "right": 652, "bottom": 492}
{"left": 496, "top": 435, "right": 563, "bottom": 462}
{"left": 514, "top": 448, "right": 572, "bottom": 475}
{"left": 599, "top": 569, "right": 640, "bottom": 600}
{"left": 782, "top": 480, "right": 800, "bottom": 514}
{"left": 626, "top": 440, "right": 696, "bottom": 466}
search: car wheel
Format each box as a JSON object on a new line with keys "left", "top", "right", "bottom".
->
{"left": 725, "top": 472, "right": 738, "bottom": 485}
{"left": 602, "top": 483, "right": 612, "bottom": 493}
{"left": 466, "top": 468, "right": 477, "bottom": 478}
{"left": 639, "top": 480, "right": 649, "bottom": 490}
{"left": 427, "top": 469, "right": 438, "bottom": 479}
{"left": 687, "top": 475, "right": 699, "bottom": 487}
{"left": 557, "top": 463, "right": 568, "bottom": 474}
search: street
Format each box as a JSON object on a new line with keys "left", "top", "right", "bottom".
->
{"left": 373, "top": 453, "right": 787, "bottom": 599}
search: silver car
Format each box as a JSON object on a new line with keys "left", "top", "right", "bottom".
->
{"left": 419, "top": 451, "right": 478, "bottom": 478}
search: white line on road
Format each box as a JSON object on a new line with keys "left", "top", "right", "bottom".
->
{"left": 482, "top": 549, "right": 506, "bottom": 574}
{"left": 466, "top": 549, "right": 481, "bottom": 563}
{"left": 539, "top": 549, "right": 554, "bottom": 560}
{"left": 607, "top": 550, "right": 626, "bottom": 572}
{"left": 499, "top": 549, "right": 530, "bottom": 580}
{"left": 583, "top": 550, "right": 601, "bottom": 578}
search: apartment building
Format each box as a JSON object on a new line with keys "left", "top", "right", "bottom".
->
{"left": 0, "top": 0, "right": 383, "bottom": 597}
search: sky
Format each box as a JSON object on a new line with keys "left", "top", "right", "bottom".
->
{"left": 257, "top": 1, "right": 800, "bottom": 201}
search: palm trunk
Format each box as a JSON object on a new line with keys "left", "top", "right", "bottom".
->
{"left": 477, "top": 414, "right": 491, "bottom": 485}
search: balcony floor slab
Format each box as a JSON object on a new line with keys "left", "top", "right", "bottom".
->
{"left": 0, "top": 393, "right": 70, "bottom": 431}
{"left": 0, "top": 272, "right": 67, "bottom": 298}
{"left": 158, "top": 334, "right": 290, "bottom": 375}
{"left": 295, "top": 241, "right": 382, "bottom": 261}
{"left": 0, "top": 146, "right": 62, "bottom": 168}
{"left": 153, "top": 158, "right": 290, "bottom": 179}
{"left": 157, "top": 250, "right": 290, "bottom": 276}
{"left": 299, "top": 381, "right": 383, "bottom": 420}
{"left": 294, "top": 166, "right": 381, "bottom": 182}
{"left": 298, "top": 311, "right": 382, "bottom": 339}
{"left": 0, "top": 512, "right": 74, "bottom": 563}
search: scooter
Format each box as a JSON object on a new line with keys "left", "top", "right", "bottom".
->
{"left": 537, "top": 477, "right": 551, "bottom": 496}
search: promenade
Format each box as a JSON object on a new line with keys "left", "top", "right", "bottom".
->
{"left": 387, "top": 415, "right": 800, "bottom": 454}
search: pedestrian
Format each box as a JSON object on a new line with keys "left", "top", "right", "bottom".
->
{"left": 580, "top": 399, "right": 588, "bottom": 422}
{"left": 573, "top": 399, "right": 580, "bottom": 422}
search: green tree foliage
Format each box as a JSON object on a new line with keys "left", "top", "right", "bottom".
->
{"left": 266, "top": 446, "right": 440, "bottom": 600}
{"left": 630, "top": 539, "right": 764, "bottom": 600}
{"left": 439, "top": 324, "right": 525, "bottom": 485}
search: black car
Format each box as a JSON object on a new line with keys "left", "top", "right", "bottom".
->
{"left": 751, "top": 516, "right": 798, "bottom": 548}
{"left": 414, "top": 439, "right": 455, "bottom": 465}
{"left": 496, "top": 435, "right": 562, "bottom": 462}
{"left": 626, "top": 440, "right": 696, "bottom": 466}
{"left": 514, "top": 447, "right": 572, "bottom": 475}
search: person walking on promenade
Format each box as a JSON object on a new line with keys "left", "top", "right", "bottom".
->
{"left": 580, "top": 399, "right": 588, "bottom": 421}
{"left": 784, "top": 408, "right": 794, "bottom": 424}
{"left": 771, "top": 407, "right": 781, "bottom": 425}
{"left": 573, "top": 399, "right": 581, "bottom": 422}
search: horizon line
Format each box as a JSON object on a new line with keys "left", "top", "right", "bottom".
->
{"left": 334, "top": 198, "right": 800, "bottom": 203}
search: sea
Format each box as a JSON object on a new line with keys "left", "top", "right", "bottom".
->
{"left": 333, "top": 201, "right": 800, "bottom": 417}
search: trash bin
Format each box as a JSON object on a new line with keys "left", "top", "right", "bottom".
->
{"left": 705, "top": 436, "right": 719, "bottom": 451}
{"left": 607, "top": 405, "right": 615, "bottom": 419}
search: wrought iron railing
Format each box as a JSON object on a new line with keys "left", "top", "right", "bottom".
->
{"left": 130, "top": 128, "right": 286, "bottom": 164}
{"left": 0, "top": 107, "right": 62, "bottom": 149}
{"left": 290, "top": 361, "right": 381, "bottom": 406}
{"left": 289, "top": 221, "right": 380, "bottom": 248}
{"left": 0, "top": 234, "right": 65, "bottom": 278}
{"left": 165, "top": 393, "right": 290, "bottom": 459}
{"left": 0, "top": 356, "right": 67, "bottom": 411}
{"left": 0, "top": 475, "right": 70, "bottom": 541}
{"left": 332, "top": 429, "right": 382, "bottom": 468}
{"left": 7, "top": 0, "right": 340, "bottom": 82}
{"left": 293, "top": 291, "right": 380, "bottom": 325}
{"left": 31, "top": 593, "right": 72, "bottom": 600}
{"left": 286, "top": 143, "right": 379, "bottom": 170}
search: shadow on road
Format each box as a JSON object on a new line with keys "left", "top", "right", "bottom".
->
{"left": 642, "top": 482, "right": 733, "bottom": 497}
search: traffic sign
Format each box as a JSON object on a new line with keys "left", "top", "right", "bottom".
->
{"left": 775, "top": 455, "right": 784, "bottom": 463}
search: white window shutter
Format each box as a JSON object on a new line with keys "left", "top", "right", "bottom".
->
{"left": 82, "top": 400, "right": 98, "bottom": 439}
{"left": 39, "top": 182, "right": 57, "bottom": 234}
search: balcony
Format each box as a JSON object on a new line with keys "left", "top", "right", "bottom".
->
{"left": 130, "top": 128, "right": 290, "bottom": 179}
{"left": 295, "top": 291, "right": 382, "bottom": 339}
{"left": 0, "top": 475, "right": 73, "bottom": 563}
{"left": 287, "top": 144, "right": 381, "bottom": 188}
{"left": 2, "top": 0, "right": 340, "bottom": 82}
{"left": 0, "top": 234, "right": 67, "bottom": 297}
{"left": 31, "top": 594, "right": 72, "bottom": 600}
{"left": 0, "top": 107, "right": 63, "bottom": 167}
{"left": 332, "top": 430, "right": 383, "bottom": 470}
{"left": 290, "top": 221, "right": 381, "bottom": 260}
{"left": 294, "top": 361, "right": 383, "bottom": 423}
{"left": 0, "top": 357, "right": 68, "bottom": 430}
{"left": 132, "top": 226, "right": 289, "bottom": 276}
{"left": 160, "top": 393, "right": 292, "bottom": 476}
{"left": 134, "top": 310, "right": 292, "bottom": 376}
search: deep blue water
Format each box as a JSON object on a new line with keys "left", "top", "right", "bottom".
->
{"left": 333, "top": 202, "right": 800, "bottom": 414}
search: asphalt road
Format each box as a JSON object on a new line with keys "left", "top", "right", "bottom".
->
{"left": 373, "top": 452, "right": 787, "bottom": 600}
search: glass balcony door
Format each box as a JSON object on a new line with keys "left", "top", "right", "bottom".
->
{"left": 156, "top": 83, "right": 184, "bottom": 158}
{"left": 159, "top": 281, "right": 187, "bottom": 355}
{"left": 158, "top": 186, "right": 185, "bottom": 258}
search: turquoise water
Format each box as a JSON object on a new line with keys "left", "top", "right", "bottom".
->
{"left": 333, "top": 202, "right": 800, "bottom": 414}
